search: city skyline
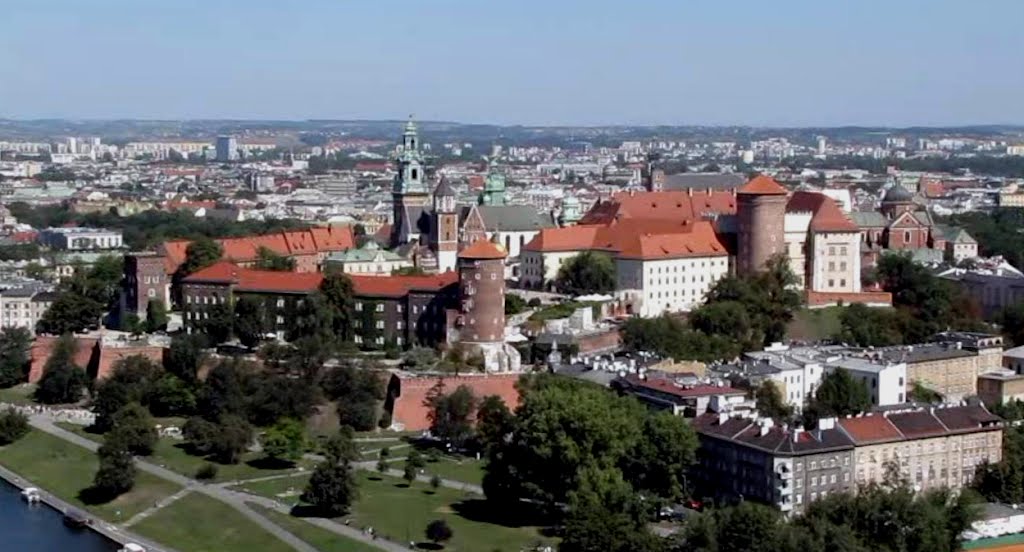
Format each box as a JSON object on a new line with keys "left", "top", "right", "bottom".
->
{"left": 2, "top": 0, "right": 1023, "bottom": 127}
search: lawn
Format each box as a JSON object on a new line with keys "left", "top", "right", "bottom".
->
{"left": 55, "top": 422, "right": 311, "bottom": 483}
{"left": 231, "top": 474, "right": 310, "bottom": 502}
{"left": 250, "top": 503, "right": 381, "bottom": 552}
{"left": 0, "top": 429, "right": 181, "bottom": 523}
{"left": 0, "top": 384, "right": 37, "bottom": 406}
{"left": 234, "top": 472, "right": 555, "bottom": 551}
{"left": 348, "top": 472, "right": 553, "bottom": 552}
{"left": 787, "top": 306, "right": 845, "bottom": 342}
{"left": 133, "top": 493, "right": 294, "bottom": 552}
{"left": 422, "top": 457, "right": 485, "bottom": 487}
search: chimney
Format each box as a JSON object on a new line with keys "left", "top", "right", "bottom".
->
{"left": 688, "top": 188, "right": 693, "bottom": 197}
{"left": 792, "top": 427, "right": 803, "bottom": 443}
{"left": 718, "top": 412, "right": 728, "bottom": 425}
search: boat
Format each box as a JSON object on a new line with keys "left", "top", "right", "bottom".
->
{"left": 20, "top": 487, "right": 41, "bottom": 503}
{"left": 119, "top": 543, "right": 146, "bottom": 552}
{"left": 63, "top": 508, "right": 91, "bottom": 529}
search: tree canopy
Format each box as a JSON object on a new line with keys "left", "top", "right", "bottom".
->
{"left": 0, "top": 327, "right": 32, "bottom": 388}
{"left": 34, "top": 334, "right": 88, "bottom": 404}
{"left": 555, "top": 251, "right": 616, "bottom": 296}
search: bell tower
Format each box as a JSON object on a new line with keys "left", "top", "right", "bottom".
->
{"left": 391, "top": 116, "right": 430, "bottom": 246}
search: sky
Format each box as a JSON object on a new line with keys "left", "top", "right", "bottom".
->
{"left": 1, "top": 0, "right": 1023, "bottom": 127}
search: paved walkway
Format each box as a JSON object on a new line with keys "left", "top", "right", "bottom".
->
{"left": 123, "top": 487, "right": 193, "bottom": 527}
{"left": 28, "top": 416, "right": 398, "bottom": 552}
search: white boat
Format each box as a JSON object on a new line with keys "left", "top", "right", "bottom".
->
{"left": 118, "top": 544, "right": 146, "bottom": 552}
{"left": 20, "top": 487, "right": 41, "bottom": 503}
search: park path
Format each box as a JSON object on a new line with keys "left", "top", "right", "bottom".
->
{"left": 301, "top": 449, "right": 485, "bottom": 495}
{"left": 27, "top": 415, "right": 399, "bottom": 552}
{"left": 123, "top": 487, "right": 193, "bottom": 527}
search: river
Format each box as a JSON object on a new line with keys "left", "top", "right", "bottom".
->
{"left": 0, "top": 480, "right": 119, "bottom": 552}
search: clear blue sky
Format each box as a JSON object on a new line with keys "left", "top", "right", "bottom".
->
{"left": 2, "top": 0, "right": 1022, "bottom": 127}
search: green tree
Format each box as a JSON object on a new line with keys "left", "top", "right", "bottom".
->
{"left": 233, "top": 295, "right": 269, "bottom": 348}
{"left": 209, "top": 415, "right": 254, "bottom": 464}
{"left": 426, "top": 383, "right": 478, "bottom": 447}
{"left": 196, "top": 302, "right": 233, "bottom": 344}
{"left": 505, "top": 293, "right": 527, "bottom": 315}
{"left": 475, "top": 395, "right": 513, "bottom": 453}
{"left": 403, "top": 460, "right": 417, "bottom": 486}
{"left": 33, "top": 335, "right": 88, "bottom": 404}
{"left": 323, "top": 426, "right": 359, "bottom": 464}
{"left": 246, "top": 375, "right": 316, "bottom": 427}
{"left": 164, "top": 333, "right": 208, "bottom": 385}
{"left": 148, "top": 374, "right": 196, "bottom": 417}
{"left": 561, "top": 468, "right": 662, "bottom": 552}
{"left": 109, "top": 402, "right": 158, "bottom": 456}
{"left": 321, "top": 364, "right": 385, "bottom": 431}
{"left": 0, "top": 408, "right": 30, "bottom": 445}
{"left": 255, "top": 246, "right": 295, "bottom": 271}
{"left": 262, "top": 418, "right": 306, "bottom": 463}
{"left": 0, "top": 327, "right": 32, "bottom": 388}
{"left": 180, "top": 237, "right": 223, "bottom": 276}
{"left": 319, "top": 272, "right": 355, "bottom": 339}
{"left": 755, "top": 380, "right": 794, "bottom": 422}
{"left": 197, "top": 359, "right": 253, "bottom": 420}
{"left": 555, "top": 251, "right": 615, "bottom": 296}
{"left": 91, "top": 355, "right": 162, "bottom": 432}
{"left": 623, "top": 412, "right": 699, "bottom": 501}
{"left": 36, "top": 291, "right": 104, "bottom": 335}
{"left": 92, "top": 434, "right": 137, "bottom": 501}
{"left": 144, "top": 299, "right": 169, "bottom": 333}
{"left": 835, "top": 303, "right": 905, "bottom": 347}
{"left": 425, "top": 519, "right": 454, "bottom": 547}
{"left": 803, "top": 370, "right": 871, "bottom": 428}
{"left": 690, "top": 300, "right": 755, "bottom": 349}
{"left": 302, "top": 455, "right": 358, "bottom": 517}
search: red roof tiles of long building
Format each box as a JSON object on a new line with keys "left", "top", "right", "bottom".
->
{"left": 182, "top": 262, "right": 457, "bottom": 297}
{"left": 160, "top": 226, "right": 354, "bottom": 274}
{"left": 579, "top": 190, "right": 737, "bottom": 225}
{"left": 524, "top": 219, "right": 727, "bottom": 260}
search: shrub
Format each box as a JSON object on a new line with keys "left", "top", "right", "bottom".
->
{"left": 0, "top": 408, "right": 30, "bottom": 445}
{"left": 195, "top": 463, "right": 219, "bottom": 480}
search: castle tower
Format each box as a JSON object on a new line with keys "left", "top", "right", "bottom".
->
{"left": 736, "top": 175, "right": 788, "bottom": 275}
{"left": 643, "top": 153, "right": 665, "bottom": 192}
{"left": 391, "top": 117, "right": 430, "bottom": 246}
{"left": 432, "top": 178, "right": 458, "bottom": 272}
{"left": 456, "top": 239, "right": 521, "bottom": 372}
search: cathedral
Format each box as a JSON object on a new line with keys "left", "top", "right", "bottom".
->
{"left": 388, "top": 119, "right": 559, "bottom": 273}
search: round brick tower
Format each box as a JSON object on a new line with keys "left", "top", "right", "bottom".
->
{"left": 736, "top": 175, "right": 789, "bottom": 275}
{"left": 457, "top": 238, "right": 507, "bottom": 343}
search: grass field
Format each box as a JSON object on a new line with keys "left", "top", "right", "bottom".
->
{"left": 250, "top": 503, "right": 382, "bottom": 552}
{"left": 0, "top": 430, "right": 181, "bottom": 523}
{"left": 348, "top": 472, "right": 552, "bottom": 552}
{"left": 232, "top": 474, "right": 310, "bottom": 501}
{"left": 233, "top": 472, "right": 554, "bottom": 551}
{"left": 133, "top": 493, "right": 293, "bottom": 552}
{"left": 787, "top": 306, "right": 845, "bottom": 341}
{"left": 55, "top": 422, "right": 311, "bottom": 483}
{"left": 388, "top": 456, "right": 485, "bottom": 487}
{"left": 0, "top": 384, "right": 37, "bottom": 406}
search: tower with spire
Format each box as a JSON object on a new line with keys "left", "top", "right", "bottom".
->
{"left": 390, "top": 117, "right": 431, "bottom": 247}
{"left": 480, "top": 162, "right": 507, "bottom": 206}
{"left": 431, "top": 178, "right": 458, "bottom": 272}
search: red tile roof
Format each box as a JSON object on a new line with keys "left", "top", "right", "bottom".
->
{"left": 160, "top": 226, "right": 354, "bottom": 274}
{"left": 579, "top": 190, "right": 737, "bottom": 225}
{"left": 458, "top": 239, "right": 507, "bottom": 260}
{"left": 183, "top": 262, "right": 458, "bottom": 298}
{"left": 837, "top": 415, "right": 903, "bottom": 443}
{"left": 738, "top": 175, "right": 788, "bottom": 195}
{"left": 388, "top": 372, "right": 521, "bottom": 431}
{"left": 524, "top": 219, "right": 728, "bottom": 261}
{"left": 786, "top": 191, "right": 859, "bottom": 233}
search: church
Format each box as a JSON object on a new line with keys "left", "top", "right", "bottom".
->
{"left": 387, "top": 119, "right": 558, "bottom": 273}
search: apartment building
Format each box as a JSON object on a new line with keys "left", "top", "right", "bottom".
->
{"left": 0, "top": 288, "right": 56, "bottom": 332}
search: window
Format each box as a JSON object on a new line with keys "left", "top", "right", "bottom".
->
{"left": 828, "top": 262, "right": 835, "bottom": 271}
{"left": 840, "top": 246, "right": 847, "bottom": 256}
{"left": 375, "top": 303, "right": 384, "bottom": 312}
{"left": 375, "top": 320, "right": 384, "bottom": 329}
{"left": 828, "top": 246, "right": 835, "bottom": 255}
{"left": 840, "top": 262, "right": 847, "bottom": 271}
{"left": 276, "top": 299, "right": 285, "bottom": 308}
{"left": 355, "top": 302, "right": 363, "bottom": 312}
{"left": 904, "top": 230, "right": 911, "bottom": 242}
{"left": 811, "top": 476, "right": 818, "bottom": 487}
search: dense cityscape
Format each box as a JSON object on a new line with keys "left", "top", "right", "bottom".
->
{"left": 4, "top": 2, "right": 1024, "bottom": 552}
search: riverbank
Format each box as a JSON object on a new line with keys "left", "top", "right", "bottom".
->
{"left": 0, "top": 463, "right": 174, "bottom": 552}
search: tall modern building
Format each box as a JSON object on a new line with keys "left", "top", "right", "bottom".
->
{"left": 216, "top": 136, "right": 238, "bottom": 162}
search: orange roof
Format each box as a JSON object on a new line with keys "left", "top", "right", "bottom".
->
{"left": 837, "top": 415, "right": 903, "bottom": 444}
{"left": 737, "top": 175, "right": 788, "bottom": 195}
{"left": 349, "top": 272, "right": 458, "bottom": 297}
{"left": 787, "top": 191, "right": 859, "bottom": 233}
{"left": 525, "top": 219, "right": 728, "bottom": 261}
{"left": 160, "top": 226, "right": 354, "bottom": 274}
{"left": 580, "top": 190, "right": 737, "bottom": 225}
{"left": 183, "top": 262, "right": 457, "bottom": 297}
{"left": 458, "top": 239, "right": 507, "bottom": 260}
